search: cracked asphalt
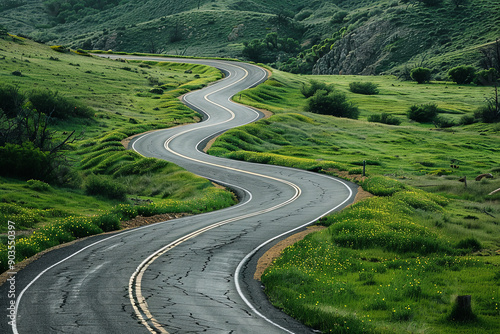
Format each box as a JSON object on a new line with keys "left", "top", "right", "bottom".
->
{"left": 0, "top": 57, "right": 357, "bottom": 333}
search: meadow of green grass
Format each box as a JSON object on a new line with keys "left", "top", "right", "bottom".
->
{"left": 0, "top": 35, "right": 237, "bottom": 272}
{"left": 208, "top": 69, "right": 500, "bottom": 332}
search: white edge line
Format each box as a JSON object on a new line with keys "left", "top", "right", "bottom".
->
{"left": 234, "top": 176, "right": 354, "bottom": 334}
{"left": 11, "top": 176, "right": 252, "bottom": 334}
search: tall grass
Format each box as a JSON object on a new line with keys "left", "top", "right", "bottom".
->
{"left": 212, "top": 69, "right": 500, "bottom": 333}
{"left": 0, "top": 187, "right": 236, "bottom": 272}
{"left": 262, "top": 183, "right": 500, "bottom": 333}
{"left": 0, "top": 38, "right": 237, "bottom": 273}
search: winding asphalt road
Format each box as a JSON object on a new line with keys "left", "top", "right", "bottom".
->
{"left": 0, "top": 56, "right": 357, "bottom": 333}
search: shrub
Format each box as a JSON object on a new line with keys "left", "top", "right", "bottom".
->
{"left": 305, "top": 90, "right": 359, "bottom": 119}
{"left": 368, "top": 112, "right": 401, "bottom": 125}
{"left": 300, "top": 80, "right": 334, "bottom": 98}
{"left": 60, "top": 218, "right": 102, "bottom": 238}
{"left": 360, "top": 176, "right": 406, "bottom": 196}
{"left": 407, "top": 103, "right": 439, "bottom": 122}
{"left": 474, "top": 68, "right": 499, "bottom": 86}
{"left": 459, "top": 114, "right": 476, "bottom": 125}
{"left": 474, "top": 101, "right": 500, "bottom": 123}
{"left": 26, "top": 179, "right": 52, "bottom": 192}
{"left": 331, "top": 11, "right": 349, "bottom": 23}
{"left": 349, "top": 81, "right": 379, "bottom": 95}
{"left": 0, "top": 142, "right": 52, "bottom": 180}
{"left": 433, "top": 115, "right": 456, "bottom": 128}
{"left": 0, "top": 84, "right": 25, "bottom": 117}
{"left": 29, "top": 90, "right": 94, "bottom": 119}
{"left": 84, "top": 174, "right": 127, "bottom": 201}
{"left": 149, "top": 87, "right": 164, "bottom": 94}
{"left": 455, "top": 237, "right": 482, "bottom": 252}
{"left": 410, "top": 67, "right": 431, "bottom": 84}
{"left": 92, "top": 213, "right": 120, "bottom": 232}
{"left": 448, "top": 65, "right": 476, "bottom": 84}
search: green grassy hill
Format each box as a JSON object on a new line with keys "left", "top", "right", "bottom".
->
{"left": 0, "top": 33, "right": 237, "bottom": 271}
{"left": 1, "top": 0, "right": 498, "bottom": 75}
{"left": 208, "top": 68, "right": 500, "bottom": 333}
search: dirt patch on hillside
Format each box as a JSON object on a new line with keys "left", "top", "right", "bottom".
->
{"left": 120, "top": 213, "right": 190, "bottom": 229}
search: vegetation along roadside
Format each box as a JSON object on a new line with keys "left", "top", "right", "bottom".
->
{"left": 207, "top": 68, "right": 500, "bottom": 333}
{"left": 0, "top": 32, "right": 238, "bottom": 274}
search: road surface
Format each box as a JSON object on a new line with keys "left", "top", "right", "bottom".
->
{"left": 0, "top": 56, "right": 357, "bottom": 334}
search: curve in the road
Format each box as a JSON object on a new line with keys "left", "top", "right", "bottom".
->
{"left": 5, "top": 56, "right": 357, "bottom": 334}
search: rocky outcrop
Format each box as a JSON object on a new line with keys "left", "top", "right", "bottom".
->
{"left": 313, "top": 20, "right": 410, "bottom": 75}
{"left": 227, "top": 24, "right": 245, "bottom": 41}
{"left": 93, "top": 32, "right": 119, "bottom": 51}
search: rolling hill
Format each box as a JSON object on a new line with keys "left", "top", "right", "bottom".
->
{"left": 1, "top": 0, "right": 499, "bottom": 76}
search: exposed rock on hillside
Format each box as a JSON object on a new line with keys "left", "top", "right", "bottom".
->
{"left": 313, "top": 20, "right": 411, "bottom": 75}
{"left": 228, "top": 24, "right": 245, "bottom": 41}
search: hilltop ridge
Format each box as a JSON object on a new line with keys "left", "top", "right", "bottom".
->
{"left": 1, "top": 0, "right": 499, "bottom": 76}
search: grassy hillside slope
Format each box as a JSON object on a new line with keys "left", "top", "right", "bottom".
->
{"left": 0, "top": 34, "right": 237, "bottom": 272}
{"left": 208, "top": 69, "right": 500, "bottom": 332}
{"left": 1, "top": 0, "right": 498, "bottom": 74}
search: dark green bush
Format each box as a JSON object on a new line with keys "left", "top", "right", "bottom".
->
{"left": 474, "top": 68, "right": 499, "bottom": 86}
{"left": 331, "top": 11, "right": 349, "bottom": 23}
{"left": 0, "top": 142, "right": 52, "bottom": 180}
{"left": 26, "top": 179, "right": 52, "bottom": 192}
{"left": 61, "top": 219, "right": 103, "bottom": 238}
{"left": 92, "top": 214, "right": 121, "bottom": 232}
{"left": 459, "top": 114, "right": 476, "bottom": 125}
{"left": 84, "top": 174, "right": 127, "bottom": 201}
{"left": 433, "top": 115, "right": 456, "bottom": 128}
{"left": 29, "top": 90, "right": 94, "bottom": 119}
{"left": 368, "top": 112, "right": 401, "bottom": 125}
{"left": 360, "top": 176, "right": 406, "bottom": 196}
{"left": 149, "top": 87, "right": 164, "bottom": 94}
{"left": 300, "top": 80, "right": 334, "bottom": 98}
{"left": 305, "top": 90, "right": 359, "bottom": 119}
{"left": 410, "top": 67, "right": 431, "bottom": 84}
{"left": 407, "top": 103, "right": 439, "bottom": 122}
{"left": 474, "top": 101, "right": 500, "bottom": 123}
{"left": 448, "top": 65, "right": 476, "bottom": 84}
{"left": 349, "top": 81, "right": 379, "bottom": 95}
{"left": 0, "top": 84, "right": 25, "bottom": 117}
{"left": 455, "top": 237, "right": 482, "bottom": 252}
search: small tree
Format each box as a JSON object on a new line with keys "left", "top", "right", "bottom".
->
{"left": 474, "top": 68, "right": 499, "bottom": 86}
{"left": 410, "top": 67, "right": 431, "bottom": 84}
{"left": 300, "top": 80, "right": 334, "bottom": 98}
{"left": 305, "top": 90, "right": 359, "bottom": 119}
{"left": 448, "top": 65, "right": 476, "bottom": 84}
{"left": 0, "top": 84, "right": 25, "bottom": 117}
{"left": 407, "top": 103, "right": 439, "bottom": 122}
{"left": 474, "top": 86, "right": 500, "bottom": 123}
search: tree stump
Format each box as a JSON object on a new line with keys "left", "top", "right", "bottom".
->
{"left": 449, "top": 295, "right": 476, "bottom": 322}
